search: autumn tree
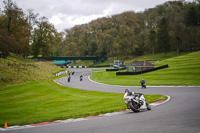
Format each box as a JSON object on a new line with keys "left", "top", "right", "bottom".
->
{"left": 1, "top": 0, "right": 31, "bottom": 57}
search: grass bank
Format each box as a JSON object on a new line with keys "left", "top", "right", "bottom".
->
{"left": 90, "top": 51, "right": 200, "bottom": 86}
{"left": 0, "top": 78, "right": 167, "bottom": 127}
{"left": 0, "top": 54, "right": 65, "bottom": 87}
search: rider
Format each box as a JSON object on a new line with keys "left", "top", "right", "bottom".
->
{"left": 124, "top": 89, "right": 145, "bottom": 106}
{"left": 80, "top": 75, "right": 83, "bottom": 81}
{"left": 68, "top": 75, "right": 71, "bottom": 82}
{"left": 140, "top": 78, "right": 145, "bottom": 86}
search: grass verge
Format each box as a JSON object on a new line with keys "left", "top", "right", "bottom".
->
{"left": 0, "top": 78, "right": 167, "bottom": 127}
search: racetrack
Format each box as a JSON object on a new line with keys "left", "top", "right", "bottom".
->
{"left": 2, "top": 68, "right": 200, "bottom": 133}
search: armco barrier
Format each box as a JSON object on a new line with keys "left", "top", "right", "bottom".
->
{"left": 116, "top": 64, "right": 169, "bottom": 75}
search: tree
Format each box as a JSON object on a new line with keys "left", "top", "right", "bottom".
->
{"left": 32, "top": 17, "right": 57, "bottom": 57}
{"left": 0, "top": 28, "right": 20, "bottom": 57}
{"left": 164, "top": 1, "right": 185, "bottom": 55}
{"left": 185, "top": 7, "right": 198, "bottom": 26}
{"left": 157, "top": 17, "right": 170, "bottom": 56}
{"left": 2, "top": 0, "right": 31, "bottom": 57}
{"left": 185, "top": 6, "right": 199, "bottom": 51}
{"left": 3, "top": 0, "right": 22, "bottom": 34}
{"left": 148, "top": 30, "right": 156, "bottom": 56}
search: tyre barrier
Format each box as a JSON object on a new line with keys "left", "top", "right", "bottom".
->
{"left": 116, "top": 64, "right": 169, "bottom": 75}
{"left": 67, "top": 66, "right": 87, "bottom": 68}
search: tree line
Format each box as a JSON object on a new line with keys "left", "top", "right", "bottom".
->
{"left": 0, "top": 0, "right": 200, "bottom": 59}
{"left": 0, "top": 0, "right": 62, "bottom": 58}
{"left": 60, "top": 0, "right": 200, "bottom": 58}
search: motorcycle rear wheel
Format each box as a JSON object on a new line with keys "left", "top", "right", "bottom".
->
{"left": 128, "top": 102, "right": 140, "bottom": 112}
{"left": 146, "top": 103, "right": 151, "bottom": 110}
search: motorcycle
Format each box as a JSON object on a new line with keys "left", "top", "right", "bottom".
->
{"left": 141, "top": 83, "right": 146, "bottom": 89}
{"left": 68, "top": 77, "right": 71, "bottom": 82}
{"left": 123, "top": 92, "right": 151, "bottom": 112}
{"left": 80, "top": 75, "right": 83, "bottom": 81}
{"left": 72, "top": 71, "right": 75, "bottom": 75}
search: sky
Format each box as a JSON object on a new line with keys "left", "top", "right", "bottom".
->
{"left": 0, "top": 0, "right": 194, "bottom": 32}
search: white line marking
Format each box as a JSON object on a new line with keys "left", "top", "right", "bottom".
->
{"left": 0, "top": 125, "right": 34, "bottom": 131}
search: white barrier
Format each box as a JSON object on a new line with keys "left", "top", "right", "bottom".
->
{"left": 55, "top": 71, "right": 67, "bottom": 76}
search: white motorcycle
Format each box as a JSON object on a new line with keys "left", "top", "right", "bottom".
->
{"left": 123, "top": 92, "right": 151, "bottom": 112}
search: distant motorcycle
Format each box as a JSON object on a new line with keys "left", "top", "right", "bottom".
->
{"left": 68, "top": 77, "right": 71, "bottom": 82}
{"left": 80, "top": 75, "right": 83, "bottom": 81}
{"left": 140, "top": 79, "right": 146, "bottom": 89}
{"left": 123, "top": 91, "right": 151, "bottom": 112}
{"left": 141, "top": 83, "right": 146, "bottom": 89}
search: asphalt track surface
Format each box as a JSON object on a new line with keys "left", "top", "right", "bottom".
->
{"left": 2, "top": 68, "right": 200, "bottom": 133}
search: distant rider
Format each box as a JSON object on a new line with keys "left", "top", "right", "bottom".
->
{"left": 80, "top": 75, "right": 83, "bottom": 81}
{"left": 68, "top": 76, "right": 71, "bottom": 82}
{"left": 140, "top": 78, "right": 145, "bottom": 86}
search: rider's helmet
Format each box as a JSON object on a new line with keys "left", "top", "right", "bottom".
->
{"left": 125, "top": 89, "right": 133, "bottom": 95}
{"left": 125, "top": 89, "right": 130, "bottom": 93}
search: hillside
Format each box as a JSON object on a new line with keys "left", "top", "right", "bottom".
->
{"left": 90, "top": 51, "right": 200, "bottom": 86}
{"left": 0, "top": 54, "right": 65, "bottom": 87}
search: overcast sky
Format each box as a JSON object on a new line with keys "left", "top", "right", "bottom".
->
{"left": 0, "top": 0, "right": 194, "bottom": 32}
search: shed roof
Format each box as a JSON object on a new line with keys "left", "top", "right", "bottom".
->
{"left": 126, "top": 61, "right": 154, "bottom": 67}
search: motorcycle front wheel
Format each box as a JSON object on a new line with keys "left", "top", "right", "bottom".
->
{"left": 128, "top": 102, "right": 140, "bottom": 112}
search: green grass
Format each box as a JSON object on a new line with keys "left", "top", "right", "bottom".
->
{"left": 90, "top": 51, "right": 200, "bottom": 86}
{"left": 98, "top": 51, "right": 190, "bottom": 66}
{"left": 0, "top": 78, "right": 167, "bottom": 127}
{"left": 124, "top": 51, "right": 190, "bottom": 63}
